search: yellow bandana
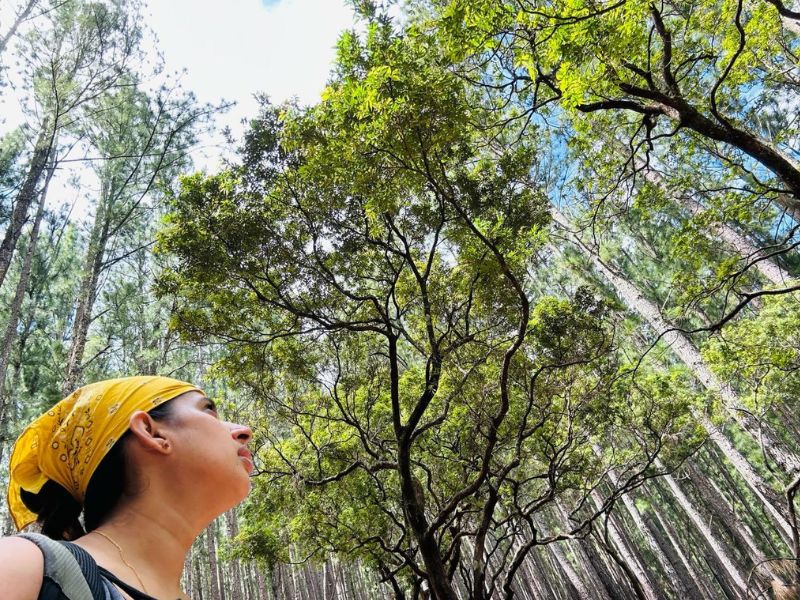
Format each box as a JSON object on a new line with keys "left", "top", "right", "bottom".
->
{"left": 7, "top": 375, "right": 201, "bottom": 531}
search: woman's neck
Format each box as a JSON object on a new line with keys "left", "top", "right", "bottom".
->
{"left": 76, "top": 498, "right": 206, "bottom": 599}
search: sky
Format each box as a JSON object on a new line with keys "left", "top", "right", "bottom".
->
{"left": 145, "top": 0, "right": 356, "bottom": 169}
{"left": 0, "top": 0, "right": 357, "bottom": 218}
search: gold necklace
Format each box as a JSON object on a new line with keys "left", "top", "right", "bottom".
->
{"left": 92, "top": 529, "right": 149, "bottom": 595}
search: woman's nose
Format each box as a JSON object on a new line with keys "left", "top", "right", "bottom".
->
{"left": 230, "top": 422, "right": 253, "bottom": 444}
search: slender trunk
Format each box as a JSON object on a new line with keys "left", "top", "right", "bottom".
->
{"left": 183, "top": 543, "right": 193, "bottom": 597}
{"left": 685, "top": 460, "right": 777, "bottom": 592}
{"left": 581, "top": 89, "right": 800, "bottom": 214}
{"left": 275, "top": 565, "right": 284, "bottom": 600}
{"left": 580, "top": 538, "right": 633, "bottom": 600}
{"left": 702, "top": 443, "right": 788, "bottom": 554}
{"left": 194, "top": 544, "right": 205, "bottom": 600}
{"left": 287, "top": 547, "right": 300, "bottom": 600}
{"left": 589, "top": 491, "right": 662, "bottom": 600}
{"left": 775, "top": 0, "right": 800, "bottom": 35}
{"left": 551, "top": 206, "right": 800, "bottom": 505}
{"left": 551, "top": 501, "right": 616, "bottom": 600}
{"left": 527, "top": 546, "right": 563, "bottom": 600}
{"left": 678, "top": 196, "right": 792, "bottom": 285}
{"left": 255, "top": 568, "right": 267, "bottom": 600}
{"left": 549, "top": 540, "right": 596, "bottom": 599}
{"left": 688, "top": 459, "right": 772, "bottom": 561}
{"left": 0, "top": 160, "right": 52, "bottom": 464}
{"left": 782, "top": 17, "right": 800, "bottom": 34}
{"left": 621, "top": 142, "right": 793, "bottom": 285}
{"left": 682, "top": 196, "right": 792, "bottom": 284}
{"left": 537, "top": 544, "right": 572, "bottom": 599}
{"left": 573, "top": 538, "right": 619, "bottom": 600}
{"left": 645, "top": 502, "right": 719, "bottom": 600}
{"left": 471, "top": 488, "right": 498, "bottom": 600}
{"left": 656, "top": 460, "right": 748, "bottom": 596}
{"left": 225, "top": 509, "right": 243, "bottom": 600}
{"left": 691, "top": 409, "right": 794, "bottom": 543}
{"left": 0, "top": 0, "right": 38, "bottom": 57}
{"left": 62, "top": 186, "right": 111, "bottom": 393}
{"left": 0, "top": 121, "right": 53, "bottom": 290}
{"left": 392, "top": 335, "right": 456, "bottom": 600}
{"left": 207, "top": 521, "right": 222, "bottom": 600}
{"left": 601, "top": 456, "right": 703, "bottom": 600}
{"left": 773, "top": 403, "right": 800, "bottom": 445}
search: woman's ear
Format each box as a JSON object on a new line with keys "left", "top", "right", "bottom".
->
{"left": 128, "top": 411, "right": 172, "bottom": 454}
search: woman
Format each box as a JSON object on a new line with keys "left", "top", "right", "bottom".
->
{"left": 0, "top": 375, "right": 254, "bottom": 599}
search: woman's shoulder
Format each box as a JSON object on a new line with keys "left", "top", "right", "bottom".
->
{"left": 0, "top": 536, "right": 44, "bottom": 599}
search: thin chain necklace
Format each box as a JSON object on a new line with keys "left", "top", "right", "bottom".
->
{"left": 92, "top": 529, "right": 149, "bottom": 595}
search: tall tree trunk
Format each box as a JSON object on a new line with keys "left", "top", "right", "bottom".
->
{"left": 589, "top": 491, "right": 662, "bottom": 600}
{"left": 773, "top": 0, "right": 800, "bottom": 35}
{"left": 620, "top": 141, "right": 794, "bottom": 285}
{"left": 194, "top": 544, "right": 205, "bottom": 600}
{"left": 680, "top": 196, "right": 793, "bottom": 285}
{"left": 578, "top": 89, "right": 800, "bottom": 215}
{"left": 685, "top": 460, "right": 777, "bottom": 592}
{"left": 225, "top": 509, "right": 243, "bottom": 600}
{"left": 471, "top": 488, "right": 498, "bottom": 600}
{"left": 0, "top": 0, "right": 38, "bottom": 56}
{"left": 702, "top": 443, "right": 789, "bottom": 554}
{"left": 655, "top": 460, "right": 748, "bottom": 596}
{"left": 207, "top": 521, "right": 223, "bottom": 600}
{"left": 549, "top": 540, "right": 597, "bottom": 600}
{"left": 183, "top": 542, "right": 193, "bottom": 597}
{"left": 552, "top": 501, "right": 617, "bottom": 600}
{"left": 601, "top": 455, "right": 703, "bottom": 600}
{"left": 0, "top": 160, "right": 52, "bottom": 464}
{"left": 255, "top": 567, "right": 268, "bottom": 600}
{"left": 580, "top": 538, "right": 634, "bottom": 600}
{"left": 644, "top": 500, "right": 719, "bottom": 600}
{"left": 0, "top": 121, "right": 53, "bottom": 290}
{"left": 527, "top": 546, "right": 564, "bottom": 600}
{"left": 690, "top": 409, "right": 794, "bottom": 542}
{"left": 551, "top": 206, "right": 800, "bottom": 493}
{"left": 62, "top": 187, "right": 111, "bottom": 393}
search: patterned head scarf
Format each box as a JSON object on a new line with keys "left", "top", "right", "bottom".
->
{"left": 7, "top": 375, "right": 201, "bottom": 531}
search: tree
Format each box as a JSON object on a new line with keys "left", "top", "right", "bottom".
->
{"left": 433, "top": 0, "right": 800, "bottom": 209}
{"left": 0, "top": 156, "right": 53, "bottom": 463}
{"left": 61, "top": 81, "right": 216, "bottom": 392}
{"left": 0, "top": 0, "right": 145, "bottom": 291}
{"left": 0, "top": 0, "right": 41, "bottom": 63}
{"left": 425, "top": 0, "right": 800, "bottom": 322}
{"left": 159, "top": 27, "right": 699, "bottom": 599}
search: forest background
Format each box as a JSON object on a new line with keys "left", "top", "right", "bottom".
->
{"left": 1, "top": 0, "right": 800, "bottom": 599}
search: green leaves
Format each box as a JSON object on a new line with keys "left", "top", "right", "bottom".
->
{"left": 703, "top": 293, "right": 800, "bottom": 414}
{"left": 155, "top": 3, "right": 790, "bottom": 590}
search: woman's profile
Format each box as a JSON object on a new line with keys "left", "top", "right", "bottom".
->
{"left": 0, "top": 375, "right": 254, "bottom": 599}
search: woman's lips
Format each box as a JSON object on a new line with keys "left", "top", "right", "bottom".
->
{"left": 238, "top": 448, "right": 254, "bottom": 474}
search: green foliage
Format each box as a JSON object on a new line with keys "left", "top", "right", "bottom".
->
{"left": 703, "top": 293, "right": 800, "bottom": 415}
{"left": 2, "top": 0, "right": 795, "bottom": 594}
{"left": 158, "top": 23, "right": 701, "bottom": 588}
{"left": 0, "top": 128, "right": 26, "bottom": 218}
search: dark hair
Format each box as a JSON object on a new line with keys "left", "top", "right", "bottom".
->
{"left": 19, "top": 400, "right": 174, "bottom": 540}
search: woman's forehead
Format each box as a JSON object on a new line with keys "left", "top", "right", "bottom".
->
{"left": 172, "top": 390, "right": 208, "bottom": 405}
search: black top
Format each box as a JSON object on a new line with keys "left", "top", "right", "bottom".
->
{"left": 23, "top": 533, "right": 161, "bottom": 600}
{"left": 98, "top": 566, "right": 160, "bottom": 600}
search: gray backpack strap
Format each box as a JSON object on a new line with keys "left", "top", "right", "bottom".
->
{"left": 17, "top": 532, "right": 96, "bottom": 600}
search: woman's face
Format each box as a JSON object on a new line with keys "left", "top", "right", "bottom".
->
{"left": 158, "top": 391, "right": 254, "bottom": 511}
